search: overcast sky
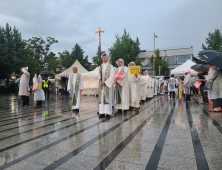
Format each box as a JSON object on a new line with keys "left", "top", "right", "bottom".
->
{"left": 1, "top": 0, "right": 222, "bottom": 62}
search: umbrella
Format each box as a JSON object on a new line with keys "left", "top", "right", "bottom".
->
{"left": 40, "top": 71, "right": 54, "bottom": 76}
{"left": 191, "top": 64, "right": 209, "bottom": 72}
{"left": 198, "top": 50, "right": 222, "bottom": 70}
{"left": 15, "top": 78, "right": 21, "bottom": 84}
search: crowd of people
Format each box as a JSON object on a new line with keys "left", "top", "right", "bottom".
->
{"left": 18, "top": 53, "right": 222, "bottom": 114}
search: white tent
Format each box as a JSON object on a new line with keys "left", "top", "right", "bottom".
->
{"left": 55, "top": 60, "right": 89, "bottom": 79}
{"left": 170, "top": 59, "right": 198, "bottom": 76}
{"left": 81, "top": 67, "right": 99, "bottom": 95}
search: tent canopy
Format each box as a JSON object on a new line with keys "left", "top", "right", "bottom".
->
{"left": 170, "top": 59, "right": 198, "bottom": 76}
{"left": 55, "top": 60, "right": 88, "bottom": 79}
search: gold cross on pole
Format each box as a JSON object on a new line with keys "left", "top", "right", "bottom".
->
{"left": 95, "top": 27, "right": 105, "bottom": 85}
{"left": 95, "top": 27, "right": 105, "bottom": 40}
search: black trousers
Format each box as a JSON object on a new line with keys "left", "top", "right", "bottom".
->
{"left": 170, "top": 91, "right": 175, "bottom": 98}
{"left": 212, "top": 99, "right": 222, "bottom": 108}
{"left": 21, "top": 96, "right": 29, "bottom": 106}
{"left": 36, "top": 101, "right": 42, "bottom": 106}
{"left": 43, "top": 88, "right": 50, "bottom": 99}
{"left": 186, "top": 94, "right": 191, "bottom": 101}
{"left": 200, "top": 86, "right": 208, "bottom": 103}
{"left": 193, "top": 89, "right": 198, "bottom": 95}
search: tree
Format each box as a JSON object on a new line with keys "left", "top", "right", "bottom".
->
{"left": 195, "top": 56, "right": 207, "bottom": 65}
{"left": 59, "top": 43, "right": 89, "bottom": 70}
{"left": 27, "top": 36, "right": 59, "bottom": 71}
{"left": 202, "top": 29, "right": 222, "bottom": 52}
{"left": 0, "top": 23, "right": 24, "bottom": 79}
{"left": 92, "top": 46, "right": 106, "bottom": 66}
{"left": 150, "top": 49, "right": 169, "bottom": 76}
{"left": 109, "top": 29, "right": 141, "bottom": 67}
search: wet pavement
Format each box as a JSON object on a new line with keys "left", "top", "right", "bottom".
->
{"left": 0, "top": 94, "right": 222, "bottom": 170}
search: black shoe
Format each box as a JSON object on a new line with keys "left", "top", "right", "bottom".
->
{"left": 99, "top": 114, "right": 105, "bottom": 118}
{"left": 105, "top": 114, "right": 110, "bottom": 119}
{"left": 124, "top": 110, "right": 127, "bottom": 116}
{"left": 97, "top": 112, "right": 99, "bottom": 115}
{"left": 129, "top": 107, "right": 134, "bottom": 111}
{"left": 75, "top": 109, "right": 79, "bottom": 112}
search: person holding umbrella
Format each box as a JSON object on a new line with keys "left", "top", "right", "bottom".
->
{"left": 198, "top": 50, "right": 222, "bottom": 111}
{"left": 205, "top": 63, "right": 222, "bottom": 112}
{"left": 197, "top": 68, "right": 208, "bottom": 104}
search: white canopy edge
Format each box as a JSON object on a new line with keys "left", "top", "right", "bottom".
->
{"left": 170, "top": 59, "right": 198, "bottom": 76}
{"left": 55, "top": 60, "right": 89, "bottom": 79}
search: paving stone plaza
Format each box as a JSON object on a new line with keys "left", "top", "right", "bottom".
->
{"left": 0, "top": 94, "right": 222, "bottom": 170}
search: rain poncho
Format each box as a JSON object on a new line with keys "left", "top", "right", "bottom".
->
{"left": 128, "top": 62, "right": 141, "bottom": 107}
{"left": 168, "top": 77, "right": 176, "bottom": 92}
{"left": 183, "top": 74, "right": 191, "bottom": 95}
{"left": 159, "top": 78, "right": 164, "bottom": 94}
{"left": 191, "top": 76, "right": 197, "bottom": 85}
{"left": 139, "top": 75, "right": 147, "bottom": 100}
{"left": 114, "top": 59, "right": 129, "bottom": 110}
{"left": 205, "top": 66, "right": 222, "bottom": 100}
{"left": 33, "top": 74, "right": 45, "bottom": 101}
{"left": 68, "top": 65, "right": 83, "bottom": 110}
{"left": 18, "top": 67, "right": 30, "bottom": 96}
{"left": 96, "top": 57, "right": 115, "bottom": 115}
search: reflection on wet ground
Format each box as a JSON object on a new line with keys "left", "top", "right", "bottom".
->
{"left": 0, "top": 94, "right": 222, "bottom": 169}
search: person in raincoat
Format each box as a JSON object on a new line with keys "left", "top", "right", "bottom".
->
{"left": 114, "top": 58, "right": 129, "bottom": 115}
{"left": 191, "top": 76, "right": 198, "bottom": 96}
{"left": 159, "top": 77, "right": 165, "bottom": 95}
{"left": 183, "top": 70, "right": 191, "bottom": 102}
{"left": 139, "top": 72, "right": 147, "bottom": 104}
{"left": 18, "top": 67, "right": 30, "bottom": 107}
{"left": 128, "top": 62, "right": 141, "bottom": 112}
{"left": 168, "top": 74, "right": 176, "bottom": 99}
{"left": 205, "top": 63, "right": 222, "bottom": 112}
{"left": 143, "top": 71, "right": 151, "bottom": 100}
{"left": 197, "top": 69, "right": 208, "bottom": 104}
{"left": 96, "top": 54, "right": 114, "bottom": 118}
{"left": 178, "top": 78, "right": 183, "bottom": 99}
{"left": 32, "top": 69, "right": 45, "bottom": 108}
{"left": 67, "top": 65, "right": 83, "bottom": 112}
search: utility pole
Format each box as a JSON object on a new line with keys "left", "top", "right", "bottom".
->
{"left": 159, "top": 65, "right": 161, "bottom": 75}
{"left": 153, "top": 33, "right": 157, "bottom": 76}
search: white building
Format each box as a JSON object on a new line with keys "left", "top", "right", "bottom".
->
{"left": 138, "top": 47, "right": 194, "bottom": 75}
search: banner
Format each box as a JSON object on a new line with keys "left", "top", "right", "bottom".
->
{"left": 129, "top": 66, "right": 140, "bottom": 75}
{"left": 114, "top": 72, "right": 126, "bottom": 81}
{"left": 193, "top": 81, "right": 202, "bottom": 89}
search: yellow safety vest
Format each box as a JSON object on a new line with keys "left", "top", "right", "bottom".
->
{"left": 43, "top": 80, "right": 49, "bottom": 88}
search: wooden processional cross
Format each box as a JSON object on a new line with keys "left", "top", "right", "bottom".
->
{"left": 95, "top": 27, "right": 105, "bottom": 80}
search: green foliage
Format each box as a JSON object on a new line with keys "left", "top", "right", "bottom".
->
{"left": 0, "top": 23, "right": 23, "bottom": 79}
{"left": 92, "top": 46, "right": 106, "bottom": 66}
{"left": 59, "top": 43, "right": 89, "bottom": 70}
{"left": 150, "top": 49, "right": 169, "bottom": 76}
{"left": 196, "top": 56, "right": 207, "bottom": 65}
{"left": 202, "top": 29, "right": 222, "bottom": 52}
{"left": 109, "top": 29, "right": 140, "bottom": 67}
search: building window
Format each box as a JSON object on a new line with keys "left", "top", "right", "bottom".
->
{"left": 177, "top": 55, "right": 191, "bottom": 65}
{"left": 167, "top": 55, "right": 192, "bottom": 65}
{"left": 167, "top": 56, "right": 177, "bottom": 65}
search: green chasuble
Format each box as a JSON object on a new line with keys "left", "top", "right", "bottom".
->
{"left": 70, "top": 73, "right": 81, "bottom": 106}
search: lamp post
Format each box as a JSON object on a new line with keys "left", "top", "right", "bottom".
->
{"left": 153, "top": 33, "right": 157, "bottom": 76}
